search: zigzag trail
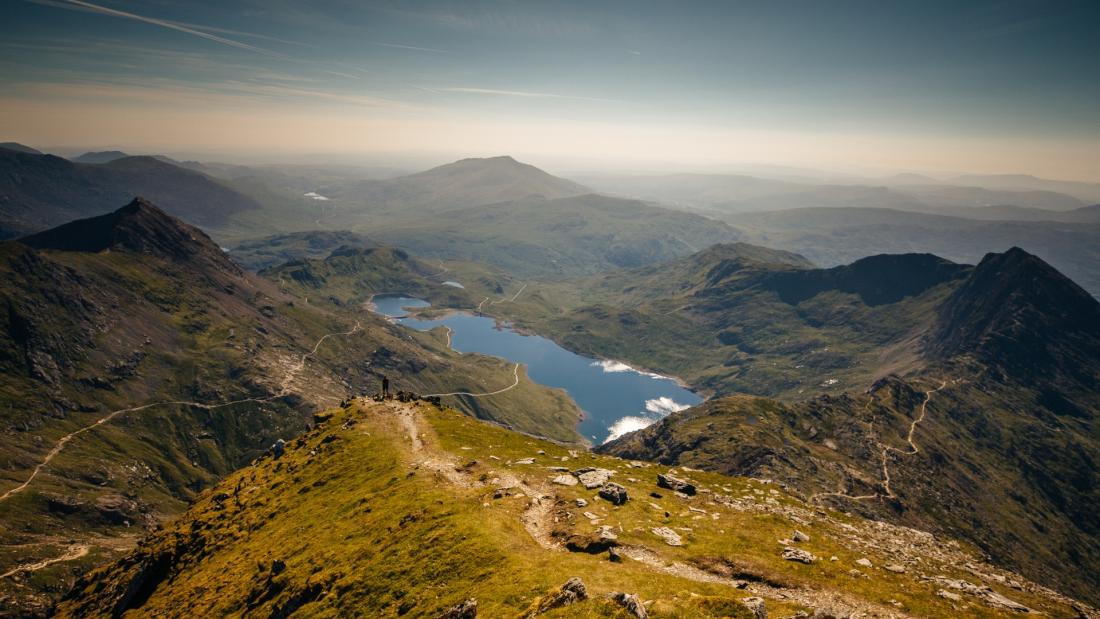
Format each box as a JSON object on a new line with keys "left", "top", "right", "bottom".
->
{"left": 424, "top": 363, "right": 521, "bottom": 398}
{"left": 0, "top": 321, "right": 363, "bottom": 504}
{"left": 476, "top": 282, "right": 527, "bottom": 312}
{"left": 811, "top": 379, "right": 950, "bottom": 504}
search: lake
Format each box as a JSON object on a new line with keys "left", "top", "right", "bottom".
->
{"left": 370, "top": 295, "right": 702, "bottom": 444}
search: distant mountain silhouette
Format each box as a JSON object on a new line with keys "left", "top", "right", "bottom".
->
{"left": 0, "top": 150, "right": 261, "bottom": 237}
{"left": 0, "top": 142, "right": 42, "bottom": 155}
{"left": 71, "top": 150, "right": 129, "bottom": 164}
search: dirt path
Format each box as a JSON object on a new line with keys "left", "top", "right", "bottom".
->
{"left": 424, "top": 363, "right": 521, "bottom": 398}
{"left": 0, "top": 544, "right": 89, "bottom": 579}
{"left": 0, "top": 320, "right": 364, "bottom": 503}
{"left": 811, "top": 379, "right": 948, "bottom": 504}
{"left": 393, "top": 403, "right": 558, "bottom": 549}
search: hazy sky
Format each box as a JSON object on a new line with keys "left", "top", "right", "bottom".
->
{"left": 2, "top": 0, "right": 1099, "bottom": 179}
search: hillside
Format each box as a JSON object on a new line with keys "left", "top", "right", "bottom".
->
{"left": 478, "top": 246, "right": 967, "bottom": 399}
{"left": 57, "top": 400, "right": 1097, "bottom": 618}
{"left": 229, "top": 231, "right": 376, "bottom": 271}
{"left": 599, "top": 248, "right": 1100, "bottom": 605}
{"left": 368, "top": 193, "right": 744, "bottom": 278}
{"left": 0, "top": 150, "right": 261, "bottom": 237}
{"left": 0, "top": 201, "right": 584, "bottom": 615}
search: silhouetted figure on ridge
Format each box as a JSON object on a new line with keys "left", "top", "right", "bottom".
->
{"left": 382, "top": 375, "right": 390, "bottom": 399}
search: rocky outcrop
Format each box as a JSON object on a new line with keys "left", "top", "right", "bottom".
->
{"left": 526, "top": 577, "right": 587, "bottom": 617}
{"left": 657, "top": 473, "right": 696, "bottom": 495}
{"left": 598, "top": 483, "right": 629, "bottom": 505}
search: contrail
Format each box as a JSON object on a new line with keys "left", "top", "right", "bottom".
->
{"left": 44, "top": 0, "right": 289, "bottom": 58}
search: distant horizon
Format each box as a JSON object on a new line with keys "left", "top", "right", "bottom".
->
{"left": 6, "top": 139, "right": 1100, "bottom": 187}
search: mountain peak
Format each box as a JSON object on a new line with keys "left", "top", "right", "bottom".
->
{"left": 20, "top": 198, "right": 239, "bottom": 273}
{"left": 930, "top": 247, "right": 1100, "bottom": 381}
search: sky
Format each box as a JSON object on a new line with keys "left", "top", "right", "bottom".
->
{"left": 2, "top": 0, "right": 1099, "bottom": 179}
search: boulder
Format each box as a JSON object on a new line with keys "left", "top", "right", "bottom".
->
{"left": 656, "top": 473, "right": 696, "bottom": 496}
{"left": 741, "top": 597, "right": 767, "bottom": 619}
{"left": 439, "top": 598, "right": 477, "bottom": 618}
{"left": 598, "top": 483, "right": 629, "bottom": 505}
{"left": 855, "top": 558, "right": 872, "bottom": 568}
{"left": 609, "top": 592, "right": 647, "bottom": 618}
{"left": 576, "top": 468, "right": 613, "bottom": 489}
{"left": 651, "top": 526, "right": 683, "bottom": 546}
{"left": 781, "top": 547, "right": 816, "bottom": 564}
{"left": 884, "top": 563, "right": 906, "bottom": 573}
{"left": 551, "top": 474, "right": 578, "bottom": 486}
{"left": 792, "top": 530, "right": 810, "bottom": 543}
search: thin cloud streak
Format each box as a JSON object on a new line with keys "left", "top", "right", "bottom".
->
{"left": 33, "top": 0, "right": 289, "bottom": 58}
{"left": 439, "top": 87, "right": 618, "bottom": 103}
{"left": 374, "top": 42, "right": 452, "bottom": 54}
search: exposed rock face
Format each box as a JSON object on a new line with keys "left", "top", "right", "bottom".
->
{"left": 610, "top": 592, "right": 648, "bottom": 618}
{"left": 551, "top": 474, "right": 577, "bottom": 486}
{"left": 439, "top": 598, "right": 477, "bottom": 618}
{"left": 657, "top": 472, "right": 696, "bottom": 495}
{"left": 598, "top": 482, "right": 629, "bottom": 505}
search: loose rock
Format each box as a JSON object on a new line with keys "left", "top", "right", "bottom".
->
{"left": 551, "top": 474, "right": 578, "bottom": 486}
{"left": 782, "top": 547, "right": 816, "bottom": 564}
{"left": 656, "top": 473, "right": 696, "bottom": 496}
{"left": 576, "top": 468, "right": 614, "bottom": 489}
{"left": 599, "top": 483, "right": 629, "bottom": 505}
{"left": 528, "top": 577, "right": 587, "bottom": 616}
{"left": 741, "top": 596, "right": 767, "bottom": 619}
{"left": 651, "top": 526, "right": 683, "bottom": 546}
{"left": 609, "top": 592, "right": 647, "bottom": 618}
{"left": 439, "top": 598, "right": 477, "bottom": 618}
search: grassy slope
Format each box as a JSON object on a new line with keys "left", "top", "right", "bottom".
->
{"left": 477, "top": 247, "right": 955, "bottom": 400}
{"left": 0, "top": 237, "right": 580, "bottom": 614}
{"left": 57, "top": 401, "right": 1090, "bottom": 618}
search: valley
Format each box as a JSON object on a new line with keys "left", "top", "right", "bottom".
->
{"left": 0, "top": 152, "right": 1098, "bottom": 617}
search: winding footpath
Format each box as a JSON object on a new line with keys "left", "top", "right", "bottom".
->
{"left": 0, "top": 321, "right": 363, "bottom": 504}
{"left": 476, "top": 282, "right": 528, "bottom": 313}
{"left": 811, "top": 379, "right": 949, "bottom": 504}
{"left": 423, "top": 363, "right": 521, "bottom": 398}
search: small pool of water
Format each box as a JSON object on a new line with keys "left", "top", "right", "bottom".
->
{"left": 370, "top": 295, "right": 702, "bottom": 444}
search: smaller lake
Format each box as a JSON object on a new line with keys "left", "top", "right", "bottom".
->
{"left": 370, "top": 296, "right": 702, "bottom": 444}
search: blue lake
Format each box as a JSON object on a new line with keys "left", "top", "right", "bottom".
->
{"left": 370, "top": 296, "right": 702, "bottom": 444}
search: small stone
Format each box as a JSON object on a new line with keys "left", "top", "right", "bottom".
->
{"left": 515, "top": 458, "right": 535, "bottom": 465}
{"left": 884, "top": 563, "right": 906, "bottom": 573}
{"left": 651, "top": 526, "right": 683, "bottom": 546}
{"left": 855, "top": 558, "right": 873, "bottom": 568}
{"left": 792, "top": 530, "right": 810, "bottom": 543}
{"left": 439, "top": 598, "right": 477, "bottom": 619}
{"left": 609, "top": 592, "right": 647, "bottom": 618}
{"left": 608, "top": 547, "right": 622, "bottom": 563}
{"left": 575, "top": 498, "right": 588, "bottom": 508}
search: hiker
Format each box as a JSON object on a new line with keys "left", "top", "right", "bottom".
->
{"left": 382, "top": 375, "right": 390, "bottom": 399}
